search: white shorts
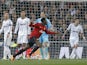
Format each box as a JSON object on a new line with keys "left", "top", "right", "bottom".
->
{"left": 17, "top": 35, "right": 28, "bottom": 44}
{"left": 69, "top": 38, "right": 79, "bottom": 47}
{"left": 4, "top": 34, "right": 12, "bottom": 46}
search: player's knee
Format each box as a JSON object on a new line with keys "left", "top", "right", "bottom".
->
{"left": 73, "top": 44, "right": 78, "bottom": 48}
{"left": 22, "top": 43, "right": 27, "bottom": 47}
{"left": 42, "top": 42, "right": 49, "bottom": 47}
{"left": 36, "top": 43, "right": 42, "bottom": 47}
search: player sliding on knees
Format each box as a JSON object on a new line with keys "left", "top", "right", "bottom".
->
{"left": 10, "top": 18, "right": 61, "bottom": 61}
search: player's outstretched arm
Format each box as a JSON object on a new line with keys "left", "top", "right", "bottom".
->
{"left": 45, "top": 29, "right": 61, "bottom": 35}
{"left": 62, "top": 30, "right": 68, "bottom": 39}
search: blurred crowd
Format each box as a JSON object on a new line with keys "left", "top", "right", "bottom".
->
{"left": 0, "top": 0, "right": 87, "bottom": 41}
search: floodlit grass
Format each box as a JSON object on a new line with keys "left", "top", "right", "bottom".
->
{"left": 0, "top": 59, "right": 87, "bottom": 65}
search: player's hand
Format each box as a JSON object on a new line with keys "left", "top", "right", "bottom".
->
{"left": 62, "top": 35, "right": 65, "bottom": 39}
{"left": 7, "top": 34, "right": 10, "bottom": 38}
{"left": 30, "top": 19, "right": 34, "bottom": 24}
{"left": 27, "top": 35, "right": 30, "bottom": 39}
{"left": 83, "top": 36, "right": 86, "bottom": 41}
{"left": 14, "top": 34, "right": 17, "bottom": 38}
{"left": 56, "top": 31, "right": 62, "bottom": 35}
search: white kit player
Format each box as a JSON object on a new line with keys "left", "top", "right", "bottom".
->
{"left": 62, "top": 18, "right": 86, "bottom": 59}
{"left": 14, "top": 10, "right": 31, "bottom": 59}
{"left": 0, "top": 12, "right": 13, "bottom": 60}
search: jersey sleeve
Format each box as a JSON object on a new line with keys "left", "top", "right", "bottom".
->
{"left": 39, "top": 26, "right": 57, "bottom": 34}
{"left": 67, "top": 23, "right": 72, "bottom": 31}
{"left": 45, "top": 29, "right": 57, "bottom": 34}
{"left": 14, "top": 19, "right": 19, "bottom": 34}
{"left": 27, "top": 18, "right": 31, "bottom": 35}
{"left": 8, "top": 20, "right": 13, "bottom": 34}
{"left": 0, "top": 22, "right": 4, "bottom": 34}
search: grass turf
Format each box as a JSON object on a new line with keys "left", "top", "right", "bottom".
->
{"left": 0, "top": 59, "right": 87, "bottom": 65}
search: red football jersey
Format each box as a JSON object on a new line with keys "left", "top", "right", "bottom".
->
{"left": 29, "top": 23, "right": 57, "bottom": 39}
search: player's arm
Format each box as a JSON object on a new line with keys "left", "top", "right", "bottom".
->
{"left": 40, "top": 27, "right": 60, "bottom": 34}
{"left": 45, "top": 30, "right": 61, "bottom": 34}
{"left": 14, "top": 19, "right": 19, "bottom": 34}
{"left": 8, "top": 20, "right": 13, "bottom": 34}
{"left": 0, "top": 22, "right": 4, "bottom": 34}
{"left": 80, "top": 25, "right": 86, "bottom": 40}
{"left": 14, "top": 19, "right": 19, "bottom": 38}
{"left": 27, "top": 19, "right": 31, "bottom": 35}
{"left": 62, "top": 23, "right": 71, "bottom": 39}
{"left": 62, "top": 30, "right": 68, "bottom": 39}
{"left": 80, "top": 33, "right": 86, "bottom": 40}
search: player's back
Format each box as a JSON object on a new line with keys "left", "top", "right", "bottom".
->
{"left": 30, "top": 23, "right": 46, "bottom": 38}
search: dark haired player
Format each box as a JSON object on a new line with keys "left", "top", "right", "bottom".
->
{"left": 11, "top": 18, "right": 60, "bottom": 61}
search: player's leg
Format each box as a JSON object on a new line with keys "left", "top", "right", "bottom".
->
{"left": 41, "top": 35, "right": 49, "bottom": 60}
{"left": 70, "top": 39, "right": 78, "bottom": 59}
{"left": 74, "top": 40, "right": 80, "bottom": 59}
{"left": 11, "top": 37, "right": 36, "bottom": 61}
{"left": 22, "top": 43, "right": 27, "bottom": 59}
{"left": 16, "top": 35, "right": 23, "bottom": 59}
{"left": 3, "top": 45, "right": 8, "bottom": 60}
{"left": 39, "top": 36, "right": 44, "bottom": 59}
{"left": 76, "top": 47, "right": 83, "bottom": 59}
{"left": 6, "top": 35, "right": 12, "bottom": 59}
{"left": 42, "top": 41, "right": 50, "bottom": 60}
{"left": 16, "top": 44, "right": 22, "bottom": 59}
{"left": 3, "top": 35, "right": 8, "bottom": 60}
{"left": 70, "top": 39, "right": 76, "bottom": 59}
{"left": 29, "top": 39, "right": 41, "bottom": 56}
{"left": 22, "top": 35, "right": 28, "bottom": 59}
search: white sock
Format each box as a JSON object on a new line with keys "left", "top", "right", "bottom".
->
{"left": 7, "top": 46, "right": 11, "bottom": 59}
{"left": 3, "top": 45, "right": 8, "bottom": 59}
{"left": 40, "top": 48, "right": 44, "bottom": 59}
{"left": 23, "top": 51, "right": 26, "bottom": 59}
{"left": 45, "top": 47, "right": 49, "bottom": 59}
{"left": 70, "top": 48, "right": 76, "bottom": 59}
{"left": 42, "top": 47, "right": 49, "bottom": 59}
{"left": 76, "top": 47, "right": 82, "bottom": 59}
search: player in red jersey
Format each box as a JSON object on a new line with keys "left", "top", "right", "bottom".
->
{"left": 11, "top": 18, "right": 60, "bottom": 61}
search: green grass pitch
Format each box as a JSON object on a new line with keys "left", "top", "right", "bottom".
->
{"left": 0, "top": 59, "right": 87, "bottom": 65}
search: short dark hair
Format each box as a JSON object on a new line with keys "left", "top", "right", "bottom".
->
{"left": 41, "top": 18, "right": 46, "bottom": 22}
{"left": 74, "top": 18, "right": 79, "bottom": 20}
{"left": 21, "top": 10, "right": 25, "bottom": 12}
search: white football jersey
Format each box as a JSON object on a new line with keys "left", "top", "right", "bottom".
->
{"left": 67, "top": 23, "right": 83, "bottom": 39}
{"left": 0, "top": 19, "right": 13, "bottom": 35}
{"left": 14, "top": 17, "right": 31, "bottom": 35}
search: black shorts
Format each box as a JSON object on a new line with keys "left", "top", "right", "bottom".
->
{"left": 28, "top": 37, "right": 36, "bottom": 47}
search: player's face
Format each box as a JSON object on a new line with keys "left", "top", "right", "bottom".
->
{"left": 40, "top": 12, "right": 46, "bottom": 18}
{"left": 75, "top": 19, "right": 79, "bottom": 25}
{"left": 43, "top": 20, "right": 47, "bottom": 25}
{"left": 4, "top": 13, "right": 9, "bottom": 20}
{"left": 21, "top": 11, "right": 26, "bottom": 18}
